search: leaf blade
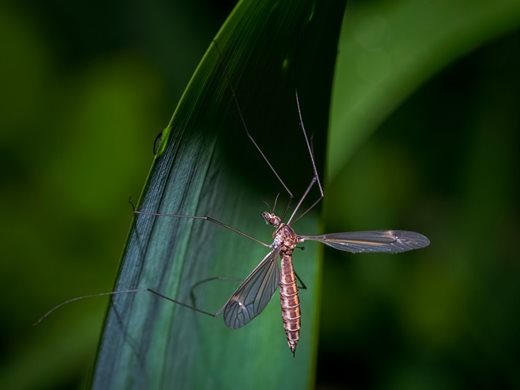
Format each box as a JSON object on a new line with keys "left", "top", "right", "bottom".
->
{"left": 93, "top": 1, "right": 347, "bottom": 388}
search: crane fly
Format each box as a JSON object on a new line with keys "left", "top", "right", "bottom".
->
{"left": 140, "top": 88, "right": 430, "bottom": 355}
{"left": 35, "top": 48, "right": 430, "bottom": 356}
{"left": 35, "top": 92, "right": 430, "bottom": 356}
{"left": 202, "top": 200, "right": 429, "bottom": 355}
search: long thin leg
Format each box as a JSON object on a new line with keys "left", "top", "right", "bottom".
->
{"left": 212, "top": 40, "right": 294, "bottom": 200}
{"left": 33, "top": 289, "right": 144, "bottom": 326}
{"left": 287, "top": 176, "right": 318, "bottom": 225}
{"left": 147, "top": 288, "right": 218, "bottom": 318}
{"left": 133, "top": 210, "right": 271, "bottom": 248}
{"left": 291, "top": 192, "right": 323, "bottom": 224}
{"left": 294, "top": 272, "right": 307, "bottom": 290}
{"left": 288, "top": 91, "right": 325, "bottom": 224}
{"left": 35, "top": 284, "right": 226, "bottom": 326}
{"left": 189, "top": 276, "right": 243, "bottom": 307}
{"left": 295, "top": 90, "right": 324, "bottom": 198}
{"left": 271, "top": 193, "right": 280, "bottom": 213}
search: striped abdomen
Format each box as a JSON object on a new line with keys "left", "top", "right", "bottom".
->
{"left": 279, "top": 252, "right": 301, "bottom": 354}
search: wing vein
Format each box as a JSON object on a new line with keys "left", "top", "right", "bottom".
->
{"left": 221, "top": 248, "right": 281, "bottom": 329}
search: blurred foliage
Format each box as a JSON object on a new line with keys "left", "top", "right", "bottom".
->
{"left": 321, "top": 1, "right": 520, "bottom": 389}
{"left": 0, "top": 0, "right": 518, "bottom": 389}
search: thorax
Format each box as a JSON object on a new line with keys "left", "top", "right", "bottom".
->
{"left": 273, "top": 223, "right": 298, "bottom": 254}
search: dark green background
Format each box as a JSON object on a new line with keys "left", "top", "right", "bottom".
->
{"left": 1, "top": 0, "right": 518, "bottom": 389}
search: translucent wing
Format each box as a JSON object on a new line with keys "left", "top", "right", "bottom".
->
{"left": 300, "top": 230, "right": 430, "bottom": 253}
{"left": 220, "top": 248, "right": 281, "bottom": 329}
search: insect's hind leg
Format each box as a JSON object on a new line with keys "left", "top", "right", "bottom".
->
{"left": 188, "top": 276, "right": 243, "bottom": 308}
{"left": 148, "top": 275, "right": 244, "bottom": 319}
{"left": 294, "top": 272, "right": 307, "bottom": 290}
{"left": 147, "top": 288, "right": 218, "bottom": 319}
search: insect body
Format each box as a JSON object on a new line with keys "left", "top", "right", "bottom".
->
{"left": 277, "top": 225, "right": 301, "bottom": 355}
{"left": 222, "top": 212, "right": 302, "bottom": 353}
{"left": 218, "top": 201, "right": 429, "bottom": 354}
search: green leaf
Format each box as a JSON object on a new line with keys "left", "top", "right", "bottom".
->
{"left": 93, "top": 1, "right": 346, "bottom": 388}
{"left": 328, "top": 0, "right": 520, "bottom": 180}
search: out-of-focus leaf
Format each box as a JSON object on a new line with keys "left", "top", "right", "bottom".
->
{"left": 93, "top": 1, "right": 346, "bottom": 389}
{"left": 328, "top": 0, "right": 520, "bottom": 179}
